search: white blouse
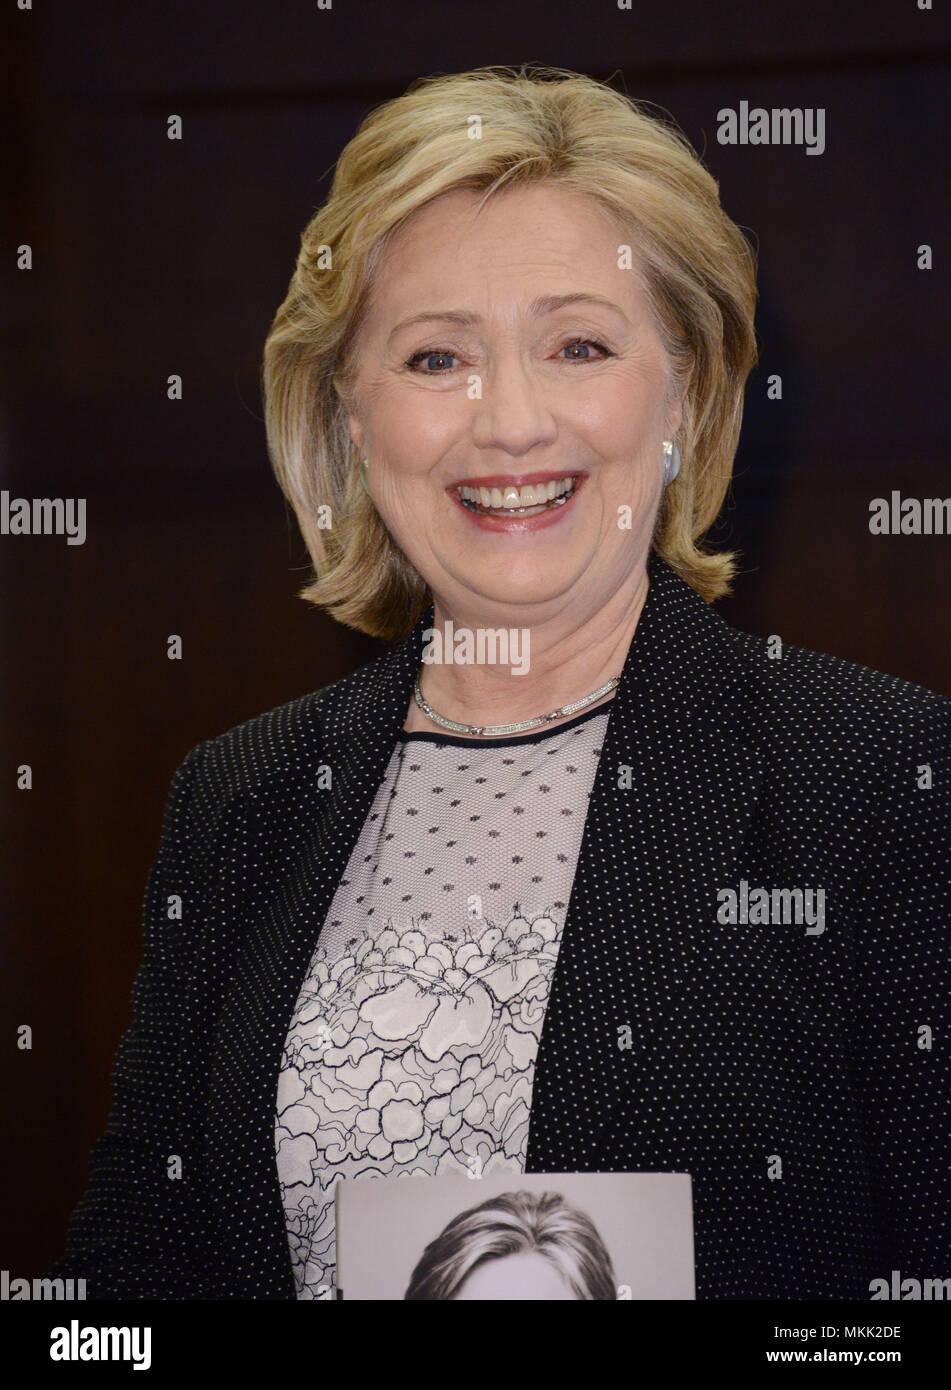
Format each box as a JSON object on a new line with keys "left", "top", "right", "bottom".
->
{"left": 274, "top": 699, "right": 613, "bottom": 1298}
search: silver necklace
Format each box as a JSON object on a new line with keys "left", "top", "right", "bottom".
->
{"left": 412, "top": 671, "right": 622, "bottom": 738}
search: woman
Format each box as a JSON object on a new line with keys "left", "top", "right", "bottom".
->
{"left": 48, "top": 64, "right": 949, "bottom": 1301}
{"left": 404, "top": 1190, "right": 616, "bottom": 1300}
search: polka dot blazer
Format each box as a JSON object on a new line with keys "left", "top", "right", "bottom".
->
{"left": 47, "top": 552, "right": 951, "bottom": 1299}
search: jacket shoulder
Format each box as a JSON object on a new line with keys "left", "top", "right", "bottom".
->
{"left": 186, "top": 650, "right": 388, "bottom": 804}
{"left": 721, "top": 618, "right": 951, "bottom": 758}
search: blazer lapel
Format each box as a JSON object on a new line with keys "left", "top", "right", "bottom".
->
{"left": 203, "top": 610, "right": 429, "bottom": 1294}
{"left": 525, "top": 555, "right": 767, "bottom": 1170}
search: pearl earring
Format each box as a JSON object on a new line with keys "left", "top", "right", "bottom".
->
{"left": 662, "top": 439, "right": 681, "bottom": 487}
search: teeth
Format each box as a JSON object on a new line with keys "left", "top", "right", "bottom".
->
{"left": 457, "top": 477, "right": 577, "bottom": 512}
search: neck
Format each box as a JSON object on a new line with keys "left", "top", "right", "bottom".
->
{"left": 407, "top": 565, "right": 649, "bottom": 736}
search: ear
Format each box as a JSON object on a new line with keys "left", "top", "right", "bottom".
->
{"left": 664, "top": 386, "right": 688, "bottom": 444}
{"left": 665, "top": 361, "right": 692, "bottom": 440}
{"left": 333, "top": 372, "right": 364, "bottom": 454}
{"left": 347, "top": 413, "right": 365, "bottom": 454}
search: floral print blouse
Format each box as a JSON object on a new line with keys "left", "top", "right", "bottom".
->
{"left": 274, "top": 700, "right": 613, "bottom": 1298}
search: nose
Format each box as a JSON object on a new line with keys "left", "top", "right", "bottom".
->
{"left": 468, "top": 353, "right": 559, "bottom": 459}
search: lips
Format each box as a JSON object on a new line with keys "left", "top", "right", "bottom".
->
{"left": 457, "top": 476, "right": 577, "bottom": 515}
{"left": 448, "top": 472, "right": 585, "bottom": 532}
{"left": 451, "top": 469, "right": 578, "bottom": 490}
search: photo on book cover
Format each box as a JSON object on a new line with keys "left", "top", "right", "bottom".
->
{"left": 335, "top": 1171, "right": 694, "bottom": 1300}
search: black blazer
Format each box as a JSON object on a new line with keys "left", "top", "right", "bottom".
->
{"left": 49, "top": 554, "right": 951, "bottom": 1299}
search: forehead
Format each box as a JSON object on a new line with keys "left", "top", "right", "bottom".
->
{"left": 457, "top": 1246, "right": 574, "bottom": 1298}
{"left": 366, "top": 183, "right": 637, "bottom": 321}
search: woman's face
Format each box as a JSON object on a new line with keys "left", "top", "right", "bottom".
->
{"left": 344, "top": 182, "right": 682, "bottom": 620}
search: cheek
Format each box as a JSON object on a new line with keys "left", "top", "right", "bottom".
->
{"left": 371, "top": 390, "right": 461, "bottom": 471}
{"left": 568, "top": 370, "right": 665, "bottom": 447}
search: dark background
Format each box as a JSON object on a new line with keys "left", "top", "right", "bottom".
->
{"left": 3, "top": 0, "right": 949, "bottom": 1277}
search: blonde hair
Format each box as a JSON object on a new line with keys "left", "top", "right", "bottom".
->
{"left": 262, "top": 64, "right": 759, "bottom": 642}
{"left": 404, "top": 1189, "right": 616, "bottom": 1300}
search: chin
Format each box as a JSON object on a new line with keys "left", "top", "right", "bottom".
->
{"left": 464, "top": 572, "right": 577, "bottom": 608}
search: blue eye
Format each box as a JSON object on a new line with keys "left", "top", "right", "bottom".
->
{"left": 405, "top": 338, "right": 612, "bottom": 372}
{"left": 406, "top": 349, "right": 456, "bottom": 372}
{"left": 561, "top": 339, "right": 610, "bottom": 361}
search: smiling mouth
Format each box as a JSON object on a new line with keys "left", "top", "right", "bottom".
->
{"left": 456, "top": 475, "right": 579, "bottom": 518}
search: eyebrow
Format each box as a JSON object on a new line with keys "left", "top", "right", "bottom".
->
{"left": 387, "top": 292, "right": 631, "bottom": 343}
